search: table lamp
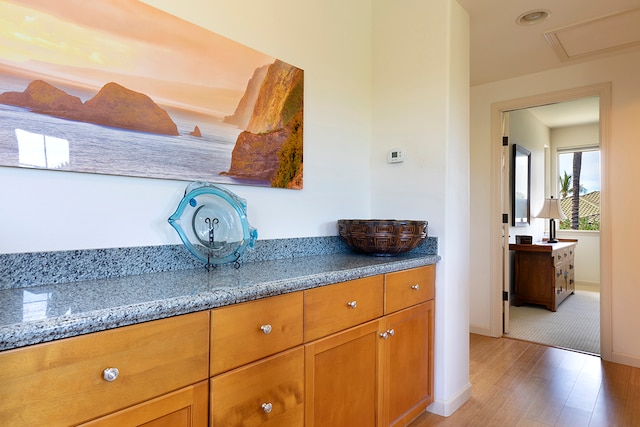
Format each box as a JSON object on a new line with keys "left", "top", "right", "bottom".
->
{"left": 535, "top": 196, "right": 566, "bottom": 243}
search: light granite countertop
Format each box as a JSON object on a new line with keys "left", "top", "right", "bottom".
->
{"left": 0, "top": 252, "right": 439, "bottom": 351}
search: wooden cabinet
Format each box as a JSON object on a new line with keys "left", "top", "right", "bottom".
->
{"left": 510, "top": 240, "right": 577, "bottom": 311}
{"left": 381, "top": 301, "right": 434, "bottom": 427}
{"left": 382, "top": 265, "right": 435, "bottom": 427}
{"left": 209, "top": 293, "right": 305, "bottom": 426}
{"left": 304, "top": 266, "right": 436, "bottom": 427}
{"left": 0, "top": 311, "right": 210, "bottom": 426}
{"left": 1, "top": 264, "right": 436, "bottom": 427}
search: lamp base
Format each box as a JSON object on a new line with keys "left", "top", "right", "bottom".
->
{"left": 548, "top": 218, "right": 558, "bottom": 244}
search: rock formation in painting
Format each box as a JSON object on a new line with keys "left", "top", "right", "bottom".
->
{"left": 223, "top": 60, "right": 304, "bottom": 189}
{"left": 189, "top": 125, "right": 202, "bottom": 137}
{"left": 81, "top": 82, "right": 178, "bottom": 136}
{"left": 0, "top": 79, "right": 83, "bottom": 112}
{"left": 223, "top": 64, "right": 269, "bottom": 129}
{"left": 0, "top": 80, "right": 179, "bottom": 136}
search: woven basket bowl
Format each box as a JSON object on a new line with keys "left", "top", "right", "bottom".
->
{"left": 338, "top": 219, "right": 428, "bottom": 256}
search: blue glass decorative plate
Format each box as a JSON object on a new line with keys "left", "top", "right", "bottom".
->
{"left": 168, "top": 182, "right": 257, "bottom": 267}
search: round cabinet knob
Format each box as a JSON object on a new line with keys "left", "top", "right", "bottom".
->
{"left": 380, "top": 331, "right": 389, "bottom": 339}
{"left": 262, "top": 402, "right": 273, "bottom": 414}
{"left": 102, "top": 367, "right": 119, "bottom": 382}
{"left": 347, "top": 301, "right": 357, "bottom": 309}
{"left": 388, "top": 328, "right": 395, "bottom": 336}
{"left": 411, "top": 284, "right": 420, "bottom": 290}
{"left": 260, "top": 324, "right": 272, "bottom": 335}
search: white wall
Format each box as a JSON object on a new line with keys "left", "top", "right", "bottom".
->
{"left": 508, "top": 109, "right": 548, "bottom": 242}
{"left": 372, "top": 0, "right": 471, "bottom": 416}
{"left": 0, "top": 0, "right": 473, "bottom": 416}
{"left": 469, "top": 49, "right": 640, "bottom": 367}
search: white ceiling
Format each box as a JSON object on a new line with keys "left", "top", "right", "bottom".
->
{"left": 526, "top": 97, "right": 600, "bottom": 128}
{"left": 457, "top": 0, "right": 640, "bottom": 127}
{"left": 457, "top": 0, "right": 640, "bottom": 86}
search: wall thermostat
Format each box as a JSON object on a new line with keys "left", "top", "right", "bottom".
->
{"left": 387, "top": 149, "right": 404, "bottom": 163}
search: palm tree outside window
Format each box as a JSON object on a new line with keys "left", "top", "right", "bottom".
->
{"left": 557, "top": 148, "right": 600, "bottom": 231}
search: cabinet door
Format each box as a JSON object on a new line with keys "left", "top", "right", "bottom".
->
{"left": 78, "top": 381, "right": 208, "bottom": 427}
{"left": 514, "top": 252, "right": 554, "bottom": 308}
{"left": 305, "top": 320, "right": 382, "bottom": 427}
{"left": 382, "top": 301, "right": 434, "bottom": 427}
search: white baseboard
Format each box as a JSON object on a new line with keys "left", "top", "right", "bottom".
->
{"left": 469, "top": 324, "right": 494, "bottom": 336}
{"left": 575, "top": 280, "right": 600, "bottom": 292}
{"left": 609, "top": 351, "right": 640, "bottom": 369}
{"left": 427, "top": 382, "right": 472, "bottom": 417}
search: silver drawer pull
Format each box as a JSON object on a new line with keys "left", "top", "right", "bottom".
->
{"left": 411, "top": 284, "right": 420, "bottom": 290}
{"left": 388, "top": 328, "right": 395, "bottom": 336}
{"left": 260, "top": 324, "right": 272, "bottom": 335}
{"left": 347, "top": 300, "right": 357, "bottom": 309}
{"left": 262, "top": 402, "right": 273, "bottom": 414}
{"left": 102, "top": 367, "right": 119, "bottom": 382}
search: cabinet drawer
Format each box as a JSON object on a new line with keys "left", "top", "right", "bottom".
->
{"left": 211, "top": 347, "right": 304, "bottom": 427}
{"left": 304, "top": 275, "right": 384, "bottom": 342}
{"left": 385, "top": 265, "right": 435, "bottom": 314}
{"left": 79, "top": 380, "right": 209, "bottom": 427}
{"left": 211, "top": 292, "right": 303, "bottom": 375}
{"left": 0, "top": 311, "right": 210, "bottom": 426}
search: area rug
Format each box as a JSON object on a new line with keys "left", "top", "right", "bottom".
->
{"left": 507, "top": 289, "right": 600, "bottom": 355}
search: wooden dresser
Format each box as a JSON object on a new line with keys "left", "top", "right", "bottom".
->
{"left": 509, "top": 239, "right": 577, "bottom": 312}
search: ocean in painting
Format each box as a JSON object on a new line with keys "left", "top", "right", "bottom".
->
{"left": 0, "top": 73, "right": 265, "bottom": 186}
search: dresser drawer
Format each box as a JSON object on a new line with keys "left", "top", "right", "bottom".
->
{"left": 0, "top": 311, "right": 210, "bottom": 426}
{"left": 304, "top": 275, "right": 383, "bottom": 342}
{"left": 553, "top": 247, "right": 574, "bottom": 265}
{"left": 384, "top": 265, "right": 435, "bottom": 314}
{"left": 211, "top": 347, "right": 304, "bottom": 426}
{"left": 211, "top": 292, "right": 303, "bottom": 375}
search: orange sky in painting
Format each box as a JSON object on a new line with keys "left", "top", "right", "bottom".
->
{"left": 0, "top": 0, "right": 275, "bottom": 114}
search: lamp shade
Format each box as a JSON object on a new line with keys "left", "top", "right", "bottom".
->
{"left": 535, "top": 197, "right": 567, "bottom": 220}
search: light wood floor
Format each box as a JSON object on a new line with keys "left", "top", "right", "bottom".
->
{"left": 409, "top": 334, "right": 640, "bottom": 427}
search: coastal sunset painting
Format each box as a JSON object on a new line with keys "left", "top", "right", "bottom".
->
{"left": 0, "top": 0, "right": 304, "bottom": 189}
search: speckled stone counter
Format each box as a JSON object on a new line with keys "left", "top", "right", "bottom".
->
{"left": 0, "top": 251, "right": 439, "bottom": 351}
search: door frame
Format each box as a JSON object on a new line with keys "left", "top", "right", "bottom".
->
{"left": 489, "top": 82, "right": 612, "bottom": 360}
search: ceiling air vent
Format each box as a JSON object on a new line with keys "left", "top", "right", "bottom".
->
{"left": 544, "top": 8, "right": 640, "bottom": 62}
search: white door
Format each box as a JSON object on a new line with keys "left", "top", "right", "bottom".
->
{"left": 501, "top": 112, "right": 511, "bottom": 334}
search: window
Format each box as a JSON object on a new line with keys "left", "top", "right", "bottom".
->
{"left": 557, "top": 148, "right": 600, "bottom": 230}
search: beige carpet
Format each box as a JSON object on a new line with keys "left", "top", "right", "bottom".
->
{"left": 507, "top": 289, "right": 600, "bottom": 355}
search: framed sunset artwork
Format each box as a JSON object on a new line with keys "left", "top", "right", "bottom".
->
{"left": 0, "top": 0, "right": 303, "bottom": 189}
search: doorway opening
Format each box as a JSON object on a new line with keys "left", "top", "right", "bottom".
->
{"left": 506, "top": 99, "right": 600, "bottom": 355}
{"left": 490, "top": 83, "right": 612, "bottom": 359}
